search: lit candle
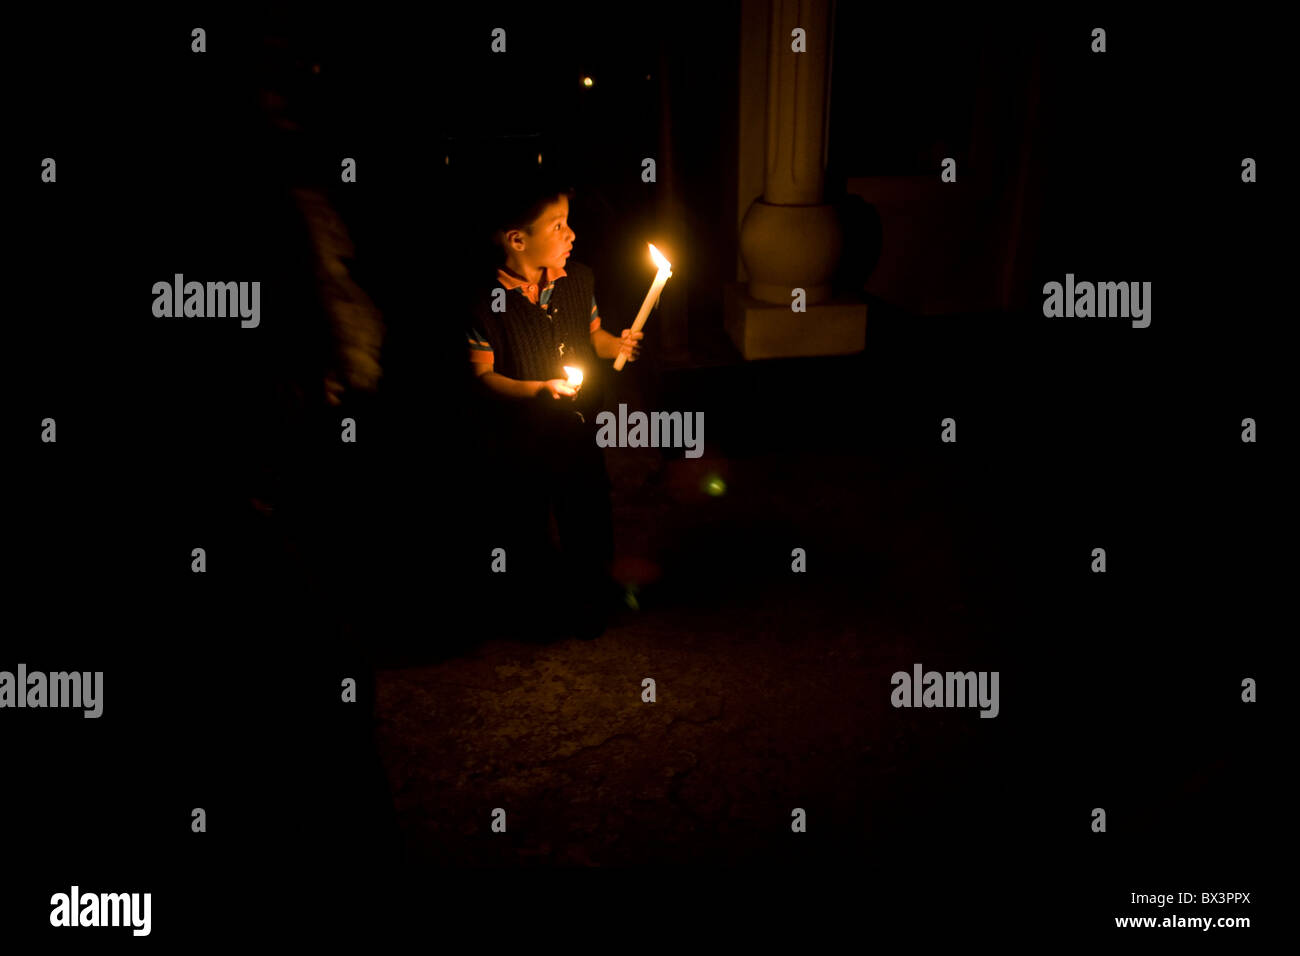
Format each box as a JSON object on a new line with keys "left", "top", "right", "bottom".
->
{"left": 563, "top": 365, "right": 584, "bottom": 389}
{"left": 614, "top": 243, "right": 672, "bottom": 371}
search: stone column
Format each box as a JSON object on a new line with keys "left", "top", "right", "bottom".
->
{"left": 726, "top": 0, "right": 866, "bottom": 359}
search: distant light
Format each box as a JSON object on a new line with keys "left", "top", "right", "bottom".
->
{"left": 645, "top": 74, "right": 652, "bottom": 81}
{"left": 582, "top": 76, "right": 594, "bottom": 87}
{"left": 703, "top": 475, "right": 726, "bottom": 496}
{"left": 537, "top": 153, "right": 543, "bottom": 164}
{"left": 444, "top": 155, "right": 450, "bottom": 165}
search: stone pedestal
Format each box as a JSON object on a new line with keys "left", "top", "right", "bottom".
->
{"left": 739, "top": 199, "right": 843, "bottom": 304}
{"left": 725, "top": 282, "right": 866, "bottom": 360}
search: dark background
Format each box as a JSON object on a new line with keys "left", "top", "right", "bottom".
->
{"left": 6, "top": 3, "right": 1282, "bottom": 943}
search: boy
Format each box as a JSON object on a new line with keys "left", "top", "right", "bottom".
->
{"left": 465, "top": 174, "right": 643, "bottom": 640}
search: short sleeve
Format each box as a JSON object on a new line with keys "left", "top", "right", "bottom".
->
{"left": 467, "top": 325, "right": 494, "bottom": 365}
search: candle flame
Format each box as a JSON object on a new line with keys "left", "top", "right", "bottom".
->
{"left": 648, "top": 243, "right": 672, "bottom": 272}
{"left": 563, "top": 365, "right": 583, "bottom": 386}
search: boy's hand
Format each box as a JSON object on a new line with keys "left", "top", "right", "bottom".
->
{"left": 542, "top": 379, "right": 578, "bottom": 399}
{"left": 617, "top": 329, "right": 643, "bottom": 362}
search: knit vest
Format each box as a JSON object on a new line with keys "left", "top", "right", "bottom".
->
{"left": 471, "top": 260, "right": 600, "bottom": 386}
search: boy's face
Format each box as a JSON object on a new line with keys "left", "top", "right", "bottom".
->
{"left": 506, "top": 196, "right": 575, "bottom": 272}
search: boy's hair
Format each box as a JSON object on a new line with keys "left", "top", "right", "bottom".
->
{"left": 487, "top": 170, "right": 576, "bottom": 263}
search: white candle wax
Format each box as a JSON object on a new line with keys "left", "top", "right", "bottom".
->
{"left": 615, "top": 244, "right": 673, "bottom": 371}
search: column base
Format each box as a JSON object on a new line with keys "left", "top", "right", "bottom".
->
{"left": 723, "top": 282, "right": 867, "bottom": 360}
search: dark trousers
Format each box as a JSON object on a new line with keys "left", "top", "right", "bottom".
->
{"left": 486, "top": 405, "right": 614, "bottom": 628}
